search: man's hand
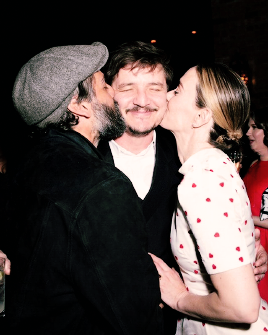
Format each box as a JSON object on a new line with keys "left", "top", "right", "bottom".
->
{"left": 0, "top": 250, "right": 10, "bottom": 275}
{"left": 254, "top": 228, "right": 267, "bottom": 282}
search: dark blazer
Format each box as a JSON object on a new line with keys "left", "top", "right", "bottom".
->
{"left": 98, "top": 126, "right": 182, "bottom": 335}
{"left": 5, "top": 129, "right": 164, "bottom": 335}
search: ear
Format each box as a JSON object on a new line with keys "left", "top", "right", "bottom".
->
{"left": 192, "top": 108, "right": 213, "bottom": 128}
{"left": 67, "top": 96, "right": 93, "bottom": 118}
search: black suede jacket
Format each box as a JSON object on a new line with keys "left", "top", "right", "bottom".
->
{"left": 5, "top": 129, "right": 164, "bottom": 335}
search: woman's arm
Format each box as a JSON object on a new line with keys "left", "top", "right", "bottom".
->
{"left": 253, "top": 216, "right": 268, "bottom": 229}
{"left": 254, "top": 228, "right": 268, "bottom": 282}
{"left": 150, "top": 253, "right": 260, "bottom": 324}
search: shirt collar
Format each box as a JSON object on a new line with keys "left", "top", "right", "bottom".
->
{"left": 109, "top": 130, "right": 156, "bottom": 157}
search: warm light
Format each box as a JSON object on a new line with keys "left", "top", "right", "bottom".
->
{"left": 151, "top": 40, "right": 157, "bottom": 43}
{"left": 240, "top": 73, "right": 249, "bottom": 85}
{"left": 192, "top": 31, "right": 197, "bottom": 34}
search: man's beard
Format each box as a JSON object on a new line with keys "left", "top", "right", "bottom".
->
{"left": 125, "top": 106, "right": 160, "bottom": 137}
{"left": 126, "top": 125, "right": 156, "bottom": 137}
{"left": 93, "top": 100, "right": 126, "bottom": 141}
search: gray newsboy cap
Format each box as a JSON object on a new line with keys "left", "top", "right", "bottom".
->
{"left": 12, "top": 42, "right": 108, "bottom": 127}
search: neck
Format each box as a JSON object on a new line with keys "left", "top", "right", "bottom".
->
{"left": 72, "top": 123, "right": 99, "bottom": 147}
{"left": 259, "top": 147, "right": 268, "bottom": 161}
{"left": 173, "top": 131, "right": 213, "bottom": 164}
{"left": 114, "top": 131, "right": 154, "bottom": 154}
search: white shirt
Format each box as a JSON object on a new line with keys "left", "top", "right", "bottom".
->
{"left": 109, "top": 131, "right": 156, "bottom": 200}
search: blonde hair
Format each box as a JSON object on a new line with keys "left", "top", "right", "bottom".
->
{"left": 195, "top": 63, "right": 250, "bottom": 150}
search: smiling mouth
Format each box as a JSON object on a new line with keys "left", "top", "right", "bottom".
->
{"left": 126, "top": 107, "right": 157, "bottom": 114}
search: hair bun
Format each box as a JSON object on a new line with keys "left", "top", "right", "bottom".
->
{"left": 227, "top": 129, "right": 242, "bottom": 142}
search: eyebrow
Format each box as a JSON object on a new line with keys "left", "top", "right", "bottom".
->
{"left": 117, "top": 82, "right": 165, "bottom": 89}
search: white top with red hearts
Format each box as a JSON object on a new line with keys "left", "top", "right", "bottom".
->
{"left": 171, "top": 148, "right": 268, "bottom": 334}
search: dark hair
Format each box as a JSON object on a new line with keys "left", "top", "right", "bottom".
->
{"left": 250, "top": 107, "right": 268, "bottom": 147}
{"left": 105, "top": 41, "right": 173, "bottom": 89}
{"left": 195, "top": 63, "right": 250, "bottom": 154}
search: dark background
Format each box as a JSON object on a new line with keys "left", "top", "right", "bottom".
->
{"left": 6, "top": 1, "right": 214, "bottom": 93}
{"left": 2, "top": 0, "right": 268, "bottom": 167}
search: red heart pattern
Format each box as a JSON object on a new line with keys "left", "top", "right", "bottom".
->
{"left": 170, "top": 150, "right": 262, "bottom": 332}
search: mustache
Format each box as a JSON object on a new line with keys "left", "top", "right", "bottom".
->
{"left": 125, "top": 106, "right": 158, "bottom": 113}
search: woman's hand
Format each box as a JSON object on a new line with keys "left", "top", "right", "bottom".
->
{"left": 149, "top": 253, "right": 188, "bottom": 311}
{"left": 0, "top": 250, "right": 10, "bottom": 275}
{"left": 254, "top": 228, "right": 267, "bottom": 282}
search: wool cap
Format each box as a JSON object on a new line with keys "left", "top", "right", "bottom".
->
{"left": 12, "top": 42, "right": 108, "bottom": 127}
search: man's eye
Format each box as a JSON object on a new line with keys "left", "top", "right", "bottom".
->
{"left": 174, "top": 90, "right": 179, "bottom": 95}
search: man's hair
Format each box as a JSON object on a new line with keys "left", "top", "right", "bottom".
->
{"left": 105, "top": 41, "right": 173, "bottom": 89}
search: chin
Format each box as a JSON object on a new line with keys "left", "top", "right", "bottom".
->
{"left": 126, "top": 124, "right": 157, "bottom": 137}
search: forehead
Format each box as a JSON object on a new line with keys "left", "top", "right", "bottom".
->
{"left": 181, "top": 67, "right": 198, "bottom": 85}
{"left": 114, "top": 64, "right": 166, "bottom": 84}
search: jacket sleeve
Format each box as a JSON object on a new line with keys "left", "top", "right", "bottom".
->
{"left": 69, "top": 173, "right": 164, "bottom": 335}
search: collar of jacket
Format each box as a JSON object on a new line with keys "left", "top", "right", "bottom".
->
{"left": 46, "top": 128, "right": 104, "bottom": 160}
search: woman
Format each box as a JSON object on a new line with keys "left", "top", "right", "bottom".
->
{"left": 150, "top": 63, "right": 268, "bottom": 334}
{"left": 243, "top": 108, "right": 268, "bottom": 302}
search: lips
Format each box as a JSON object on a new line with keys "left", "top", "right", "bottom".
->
{"left": 126, "top": 106, "right": 158, "bottom": 114}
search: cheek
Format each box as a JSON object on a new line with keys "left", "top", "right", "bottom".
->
{"left": 113, "top": 93, "right": 131, "bottom": 110}
{"left": 255, "top": 129, "right": 265, "bottom": 142}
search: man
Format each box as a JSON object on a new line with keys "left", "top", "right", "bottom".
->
{"left": 98, "top": 40, "right": 268, "bottom": 334}
{"left": 5, "top": 43, "right": 164, "bottom": 334}
{"left": 98, "top": 40, "right": 182, "bottom": 334}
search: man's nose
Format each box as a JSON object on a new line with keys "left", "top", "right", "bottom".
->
{"left": 133, "top": 89, "right": 150, "bottom": 108}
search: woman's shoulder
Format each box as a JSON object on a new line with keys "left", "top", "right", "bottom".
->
{"left": 181, "top": 148, "right": 237, "bottom": 189}
{"left": 192, "top": 148, "right": 234, "bottom": 174}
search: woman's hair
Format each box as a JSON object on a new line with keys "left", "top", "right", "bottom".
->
{"left": 249, "top": 107, "right": 268, "bottom": 147}
{"left": 195, "top": 63, "right": 250, "bottom": 153}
